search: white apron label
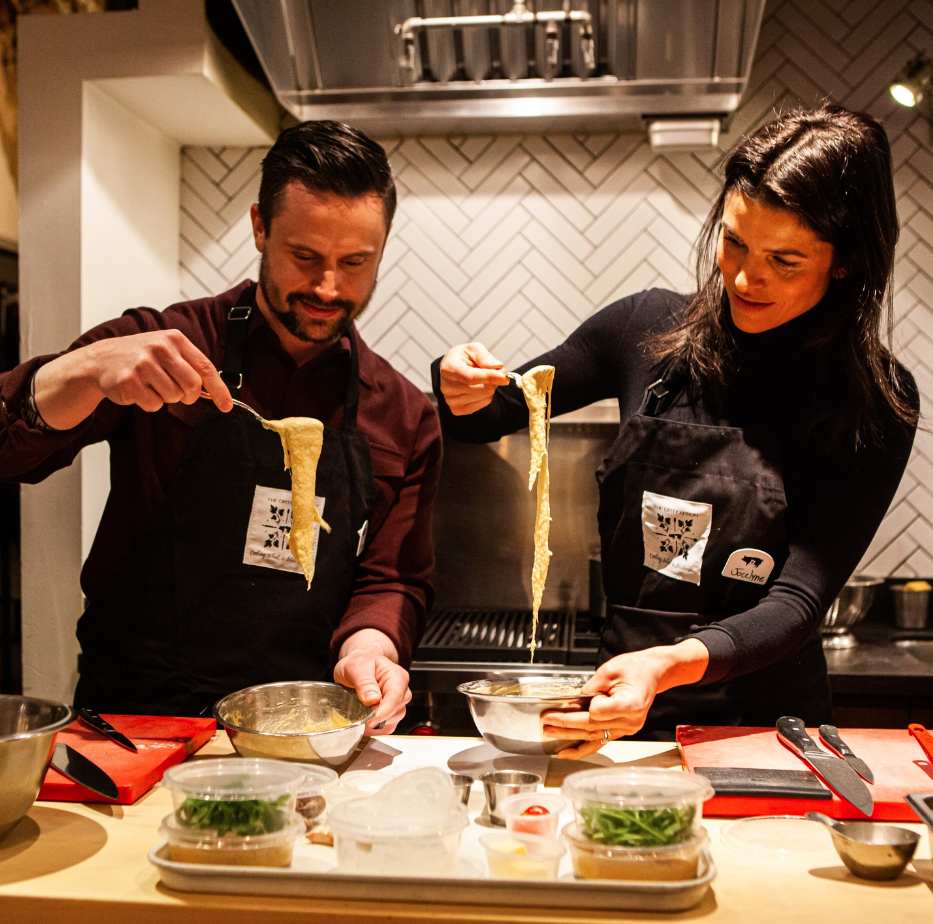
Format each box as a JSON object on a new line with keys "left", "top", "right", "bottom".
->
{"left": 722, "top": 548, "right": 775, "bottom": 585}
{"left": 243, "top": 485, "right": 325, "bottom": 575}
{"left": 641, "top": 490, "right": 713, "bottom": 586}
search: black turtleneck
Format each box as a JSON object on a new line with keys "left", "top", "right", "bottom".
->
{"left": 431, "top": 288, "right": 918, "bottom": 685}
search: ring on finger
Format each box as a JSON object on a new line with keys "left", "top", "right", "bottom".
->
{"left": 602, "top": 728, "right": 612, "bottom": 743}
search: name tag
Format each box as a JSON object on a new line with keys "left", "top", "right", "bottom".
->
{"left": 242, "top": 485, "right": 325, "bottom": 575}
{"left": 721, "top": 548, "right": 775, "bottom": 585}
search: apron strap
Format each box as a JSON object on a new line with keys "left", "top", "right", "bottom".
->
{"left": 343, "top": 329, "right": 362, "bottom": 433}
{"left": 220, "top": 285, "right": 254, "bottom": 392}
{"left": 639, "top": 360, "right": 686, "bottom": 417}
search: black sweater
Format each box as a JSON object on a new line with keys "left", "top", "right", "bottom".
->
{"left": 431, "top": 289, "right": 919, "bottom": 685}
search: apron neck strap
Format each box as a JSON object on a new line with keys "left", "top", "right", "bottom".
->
{"left": 640, "top": 362, "right": 687, "bottom": 417}
{"left": 343, "top": 328, "right": 361, "bottom": 432}
{"left": 220, "top": 285, "right": 254, "bottom": 392}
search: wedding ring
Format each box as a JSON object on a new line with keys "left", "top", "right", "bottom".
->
{"left": 602, "top": 728, "right": 611, "bottom": 743}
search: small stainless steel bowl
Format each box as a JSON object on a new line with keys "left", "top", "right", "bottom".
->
{"left": 0, "top": 694, "right": 76, "bottom": 840}
{"left": 807, "top": 812, "right": 920, "bottom": 880}
{"left": 458, "top": 675, "right": 591, "bottom": 756}
{"left": 213, "top": 681, "right": 375, "bottom": 767}
{"left": 820, "top": 576, "right": 884, "bottom": 649}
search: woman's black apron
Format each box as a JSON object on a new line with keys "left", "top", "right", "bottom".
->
{"left": 595, "top": 375, "right": 833, "bottom": 739}
{"left": 74, "top": 286, "right": 375, "bottom": 716}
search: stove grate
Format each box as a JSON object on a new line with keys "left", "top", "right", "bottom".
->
{"left": 415, "top": 608, "right": 572, "bottom": 663}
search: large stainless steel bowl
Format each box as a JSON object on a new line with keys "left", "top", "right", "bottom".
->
{"left": 821, "top": 576, "right": 884, "bottom": 649}
{"left": 213, "top": 681, "right": 375, "bottom": 766}
{"left": 458, "top": 676, "right": 592, "bottom": 756}
{"left": 0, "top": 694, "right": 76, "bottom": 840}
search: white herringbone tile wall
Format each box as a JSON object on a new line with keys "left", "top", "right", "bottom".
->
{"left": 179, "top": 0, "right": 933, "bottom": 578}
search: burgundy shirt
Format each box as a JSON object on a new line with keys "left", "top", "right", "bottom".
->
{"left": 0, "top": 281, "right": 442, "bottom": 667}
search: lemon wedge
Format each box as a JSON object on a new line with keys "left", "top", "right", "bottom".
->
{"left": 492, "top": 839, "right": 528, "bottom": 856}
{"left": 904, "top": 580, "right": 932, "bottom": 592}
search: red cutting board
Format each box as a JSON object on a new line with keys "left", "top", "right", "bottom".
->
{"left": 677, "top": 725, "right": 933, "bottom": 821}
{"left": 38, "top": 714, "right": 216, "bottom": 805}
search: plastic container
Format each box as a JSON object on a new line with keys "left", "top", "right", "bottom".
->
{"left": 500, "top": 791, "right": 567, "bottom": 839}
{"left": 480, "top": 831, "right": 566, "bottom": 880}
{"left": 563, "top": 823, "right": 709, "bottom": 881}
{"left": 295, "top": 765, "right": 339, "bottom": 831}
{"left": 337, "top": 768, "right": 403, "bottom": 795}
{"left": 561, "top": 767, "right": 712, "bottom": 847}
{"left": 162, "top": 758, "right": 305, "bottom": 837}
{"left": 160, "top": 812, "right": 303, "bottom": 867}
{"left": 329, "top": 768, "right": 469, "bottom": 876}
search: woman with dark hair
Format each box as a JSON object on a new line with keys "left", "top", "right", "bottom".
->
{"left": 434, "top": 106, "right": 920, "bottom": 755}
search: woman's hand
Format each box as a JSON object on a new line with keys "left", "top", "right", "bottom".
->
{"left": 438, "top": 342, "right": 512, "bottom": 416}
{"left": 541, "top": 639, "right": 710, "bottom": 760}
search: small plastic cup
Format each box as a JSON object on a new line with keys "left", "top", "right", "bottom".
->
{"left": 481, "top": 770, "right": 541, "bottom": 825}
{"left": 161, "top": 758, "right": 305, "bottom": 837}
{"left": 295, "top": 764, "right": 339, "bottom": 831}
{"left": 563, "top": 822, "right": 708, "bottom": 881}
{"left": 480, "top": 831, "right": 566, "bottom": 880}
{"left": 500, "top": 791, "right": 566, "bottom": 839}
{"left": 160, "top": 812, "right": 303, "bottom": 867}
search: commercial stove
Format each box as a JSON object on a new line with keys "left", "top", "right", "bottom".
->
{"left": 406, "top": 607, "right": 602, "bottom": 735}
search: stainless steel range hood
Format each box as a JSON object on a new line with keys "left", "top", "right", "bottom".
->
{"left": 230, "top": 0, "right": 766, "bottom": 136}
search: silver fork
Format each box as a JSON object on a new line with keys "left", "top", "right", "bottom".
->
{"left": 199, "top": 390, "right": 270, "bottom": 425}
{"left": 504, "top": 371, "right": 523, "bottom": 387}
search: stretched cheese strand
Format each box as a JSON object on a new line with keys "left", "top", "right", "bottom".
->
{"left": 518, "top": 365, "right": 555, "bottom": 662}
{"left": 262, "top": 417, "right": 331, "bottom": 588}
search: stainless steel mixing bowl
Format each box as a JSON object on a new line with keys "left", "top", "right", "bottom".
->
{"left": 458, "top": 676, "right": 592, "bottom": 756}
{"left": 0, "top": 694, "right": 76, "bottom": 840}
{"left": 213, "top": 681, "right": 375, "bottom": 766}
{"left": 820, "top": 576, "right": 884, "bottom": 649}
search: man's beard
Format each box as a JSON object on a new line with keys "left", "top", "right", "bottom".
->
{"left": 258, "top": 254, "right": 375, "bottom": 346}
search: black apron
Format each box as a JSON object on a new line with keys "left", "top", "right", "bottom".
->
{"left": 595, "top": 374, "right": 833, "bottom": 739}
{"left": 74, "top": 286, "right": 375, "bottom": 716}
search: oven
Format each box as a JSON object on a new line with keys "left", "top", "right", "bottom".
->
{"left": 405, "top": 410, "right": 617, "bottom": 735}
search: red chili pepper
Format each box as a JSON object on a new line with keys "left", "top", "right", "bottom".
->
{"left": 520, "top": 804, "right": 550, "bottom": 816}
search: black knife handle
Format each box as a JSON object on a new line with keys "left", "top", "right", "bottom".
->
{"left": 776, "top": 715, "right": 825, "bottom": 761}
{"left": 78, "top": 706, "right": 116, "bottom": 734}
{"left": 819, "top": 724, "right": 853, "bottom": 760}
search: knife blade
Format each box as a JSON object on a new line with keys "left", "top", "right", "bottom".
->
{"left": 818, "top": 724, "right": 874, "bottom": 783}
{"left": 77, "top": 707, "right": 138, "bottom": 753}
{"left": 776, "top": 716, "right": 873, "bottom": 816}
{"left": 908, "top": 723, "right": 933, "bottom": 761}
{"left": 50, "top": 743, "right": 120, "bottom": 800}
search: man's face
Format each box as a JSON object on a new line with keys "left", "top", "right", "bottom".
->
{"left": 250, "top": 182, "right": 388, "bottom": 360}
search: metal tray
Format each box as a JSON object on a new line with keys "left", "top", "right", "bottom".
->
{"left": 149, "top": 841, "right": 716, "bottom": 912}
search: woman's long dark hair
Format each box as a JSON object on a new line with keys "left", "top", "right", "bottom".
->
{"left": 649, "top": 105, "right": 918, "bottom": 450}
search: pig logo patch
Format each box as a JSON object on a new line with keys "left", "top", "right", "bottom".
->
{"left": 722, "top": 548, "right": 775, "bottom": 585}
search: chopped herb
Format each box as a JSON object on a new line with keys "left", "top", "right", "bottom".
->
{"left": 580, "top": 803, "right": 696, "bottom": 846}
{"left": 176, "top": 793, "right": 291, "bottom": 837}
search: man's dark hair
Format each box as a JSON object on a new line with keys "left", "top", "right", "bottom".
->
{"left": 257, "top": 120, "right": 397, "bottom": 231}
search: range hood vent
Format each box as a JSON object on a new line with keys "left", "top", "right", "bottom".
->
{"left": 230, "top": 0, "right": 766, "bottom": 135}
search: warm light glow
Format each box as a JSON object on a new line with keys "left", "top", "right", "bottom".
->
{"left": 891, "top": 83, "right": 919, "bottom": 107}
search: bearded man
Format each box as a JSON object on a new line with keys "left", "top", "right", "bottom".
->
{"left": 0, "top": 121, "right": 441, "bottom": 726}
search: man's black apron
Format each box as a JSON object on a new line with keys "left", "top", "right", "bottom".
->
{"left": 595, "top": 375, "right": 833, "bottom": 739}
{"left": 74, "top": 287, "right": 375, "bottom": 716}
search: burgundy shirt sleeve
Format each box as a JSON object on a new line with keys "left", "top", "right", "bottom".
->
{"left": 329, "top": 394, "right": 443, "bottom": 669}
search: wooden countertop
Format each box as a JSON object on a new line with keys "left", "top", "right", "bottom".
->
{"left": 1, "top": 732, "right": 931, "bottom": 923}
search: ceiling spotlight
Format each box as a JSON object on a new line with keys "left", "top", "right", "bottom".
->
{"left": 890, "top": 53, "right": 933, "bottom": 107}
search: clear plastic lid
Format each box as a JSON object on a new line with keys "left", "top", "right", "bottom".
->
{"left": 562, "top": 821, "right": 709, "bottom": 856}
{"left": 561, "top": 767, "right": 714, "bottom": 810}
{"left": 297, "top": 764, "right": 338, "bottom": 797}
{"left": 160, "top": 812, "right": 303, "bottom": 848}
{"left": 162, "top": 757, "right": 305, "bottom": 801}
{"left": 721, "top": 815, "right": 837, "bottom": 858}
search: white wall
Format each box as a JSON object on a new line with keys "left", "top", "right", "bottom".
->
{"left": 80, "top": 83, "right": 182, "bottom": 558}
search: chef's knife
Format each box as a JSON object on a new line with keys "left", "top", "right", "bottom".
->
{"left": 908, "top": 723, "right": 933, "bottom": 762}
{"left": 77, "top": 707, "right": 138, "bottom": 753}
{"left": 776, "top": 716, "right": 873, "bottom": 816}
{"left": 818, "top": 724, "right": 874, "bottom": 783}
{"left": 50, "top": 743, "right": 120, "bottom": 800}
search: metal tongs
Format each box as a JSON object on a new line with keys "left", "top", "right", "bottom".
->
{"left": 199, "top": 389, "right": 270, "bottom": 425}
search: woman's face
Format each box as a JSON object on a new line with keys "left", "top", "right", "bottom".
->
{"left": 717, "top": 192, "right": 838, "bottom": 334}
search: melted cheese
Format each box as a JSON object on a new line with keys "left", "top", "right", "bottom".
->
{"left": 262, "top": 417, "right": 331, "bottom": 588}
{"left": 518, "top": 365, "right": 555, "bottom": 662}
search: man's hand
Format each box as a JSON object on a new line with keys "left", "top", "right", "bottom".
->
{"left": 438, "top": 342, "right": 512, "bottom": 416}
{"left": 33, "top": 331, "right": 232, "bottom": 430}
{"left": 540, "top": 639, "right": 710, "bottom": 760}
{"left": 332, "top": 629, "right": 412, "bottom": 735}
